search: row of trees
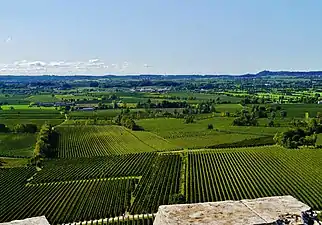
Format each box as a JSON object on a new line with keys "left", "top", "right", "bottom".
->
{"left": 0, "top": 123, "right": 38, "bottom": 133}
{"left": 33, "top": 124, "right": 56, "bottom": 164}
{"left": 137, "top": 99, "right": 189, "bottom": 109}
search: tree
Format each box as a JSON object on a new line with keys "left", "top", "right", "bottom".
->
{"left": 0, "top": 124, "right": 9, "bottom": 132}
{"left": 233, "top": 110, "right": 258, "bottom": 126}
{"left": 184, "top": 115, "right": 194, "bottom": 124}
{"left": 280, "top": 110, "right": 287, "bottom": 119}
{"left": 268, "top": 120, "right": 274, "bottom": 127}
{"left": 274, "top": 128, "right": 317, "bottom": 149}
{"left": 207, "top": 124, "right": 213, "bottom": 129}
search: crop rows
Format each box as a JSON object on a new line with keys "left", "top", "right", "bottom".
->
{"left": 0, "top": 167, "right": 36, "bottom": 217}
{"left": 187, "top": 150, "right": 322, "bottom": 209}
{"left": 2, "top": 147, "right": 322, "bottom": 225}
{"left": 32, "top": 153, "right": 156, "bottom": 183}
{"left": 130, "top": 154, "right": 181, "bottom": 214}
{"left": 54, "top": 125, "right": 156, "bottom": 158}
{"left": 1, "top": 174, "right": 136, "bottom": 224}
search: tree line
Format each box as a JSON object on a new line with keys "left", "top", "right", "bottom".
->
{"left": 0, "top": 123, "right": 38, "bottom": 133}
{"left": 31, "top": 124, "right": 57, "bottom": 165}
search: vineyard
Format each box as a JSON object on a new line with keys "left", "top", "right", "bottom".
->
{"left": 1, "top": 146, "right": 322, "bottom": 224}
{"left": 53, "top": 125, "right": 178, "bottom": 157}
{"left": 187, "top": 148, "right": 322, "bottom": 209}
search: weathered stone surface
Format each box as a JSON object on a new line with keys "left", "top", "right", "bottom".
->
{"left": 0, "top": 216, "right": 50, "bottom": 225}
{"left": 154, "top": 196, "right": 310, "bottom": 225}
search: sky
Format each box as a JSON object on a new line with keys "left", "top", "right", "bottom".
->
{"left": 1, "top": 0, "right": 322, "bottom": 75}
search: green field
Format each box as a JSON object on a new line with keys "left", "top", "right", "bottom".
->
{"left": 136, "top": 117, "right": 284, "bottom": 148}
{"left": 26, "top": 95, "right": 60, "bottom": 102}
{"left": 0, "top": 133, "right": 36, "bottom": 157}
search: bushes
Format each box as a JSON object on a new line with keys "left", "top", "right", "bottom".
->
{"left": 114, "top": 114, "right": 141, "bottom": 130}
{"left": 13, "top": 124, "right": 38, "bottom": 133}
{"left": 274, "top": 128, "right": 317, "bottom": 149}
{"left": 184, "top": 115, "right": 195, "bottom": 124}
{"left": 233, "top": 110, "right": 258, "bottom": 126}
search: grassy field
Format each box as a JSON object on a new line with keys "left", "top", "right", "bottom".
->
{"left": 215, "top": 103, "right": 244, "bottom": 113}
{"left": 0, "top": 133, "right": 36, "bottom": 157}
{"left": 26, "top": 95, "right": 60, "bottom": 102}
{"left": 137, "top": 117, "right": 286, "bottom": 137}
{"left": 1, "top": 105, "right": 56, "bottom": 110}
{"left": 136, "top": 117, "right": 283, "bottom": 149}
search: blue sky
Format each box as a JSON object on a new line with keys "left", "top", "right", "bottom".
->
{"left": 1, "top": 0, "right": 322, "bottom": 75}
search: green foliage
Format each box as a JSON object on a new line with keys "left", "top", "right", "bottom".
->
{"left": 114, "top": 114, "right": 141, "bottom": 130}
{"left": 13, "top": 123, "right": 38, "bottom": 133}
{"left": 184, "top": 115, "right": 194, "bottom": 124}
{"left": 34, "top": 124, "right": 56, "bottom": 160}
{"left": 207, "top": 124, "right": 213, "bottom": 129}
{"left": 274, "top": 128, "right": 317, "bottom": 148}
{"left": 233, "top": 110, "right": 258, "bottom": 126}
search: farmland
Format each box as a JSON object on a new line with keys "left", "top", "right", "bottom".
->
{"left": 1, "top": 147, "right": 322, "bottom": 224}
{"left": 1, "top": 74, "right": 322, "bottom": 224}
{"left": 53, "top": 125, "right": 179, "bottom": 157}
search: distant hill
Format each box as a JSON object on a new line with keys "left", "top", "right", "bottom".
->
{"left": 253, "top": 70, "right": 322, "bottom": 77}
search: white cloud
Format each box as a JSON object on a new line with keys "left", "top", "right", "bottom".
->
{"left": 4, "top": 37, "right": 12, "bottom": 43}
{"left": 0, "top": 59, "right": 138, "bottom": 75}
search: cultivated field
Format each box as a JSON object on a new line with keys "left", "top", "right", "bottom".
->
{"left": 1, "top": 146, "right": 322, "bottom": 224}
{"left": 53, "top": 125, "right": 178, "bottom": 158}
